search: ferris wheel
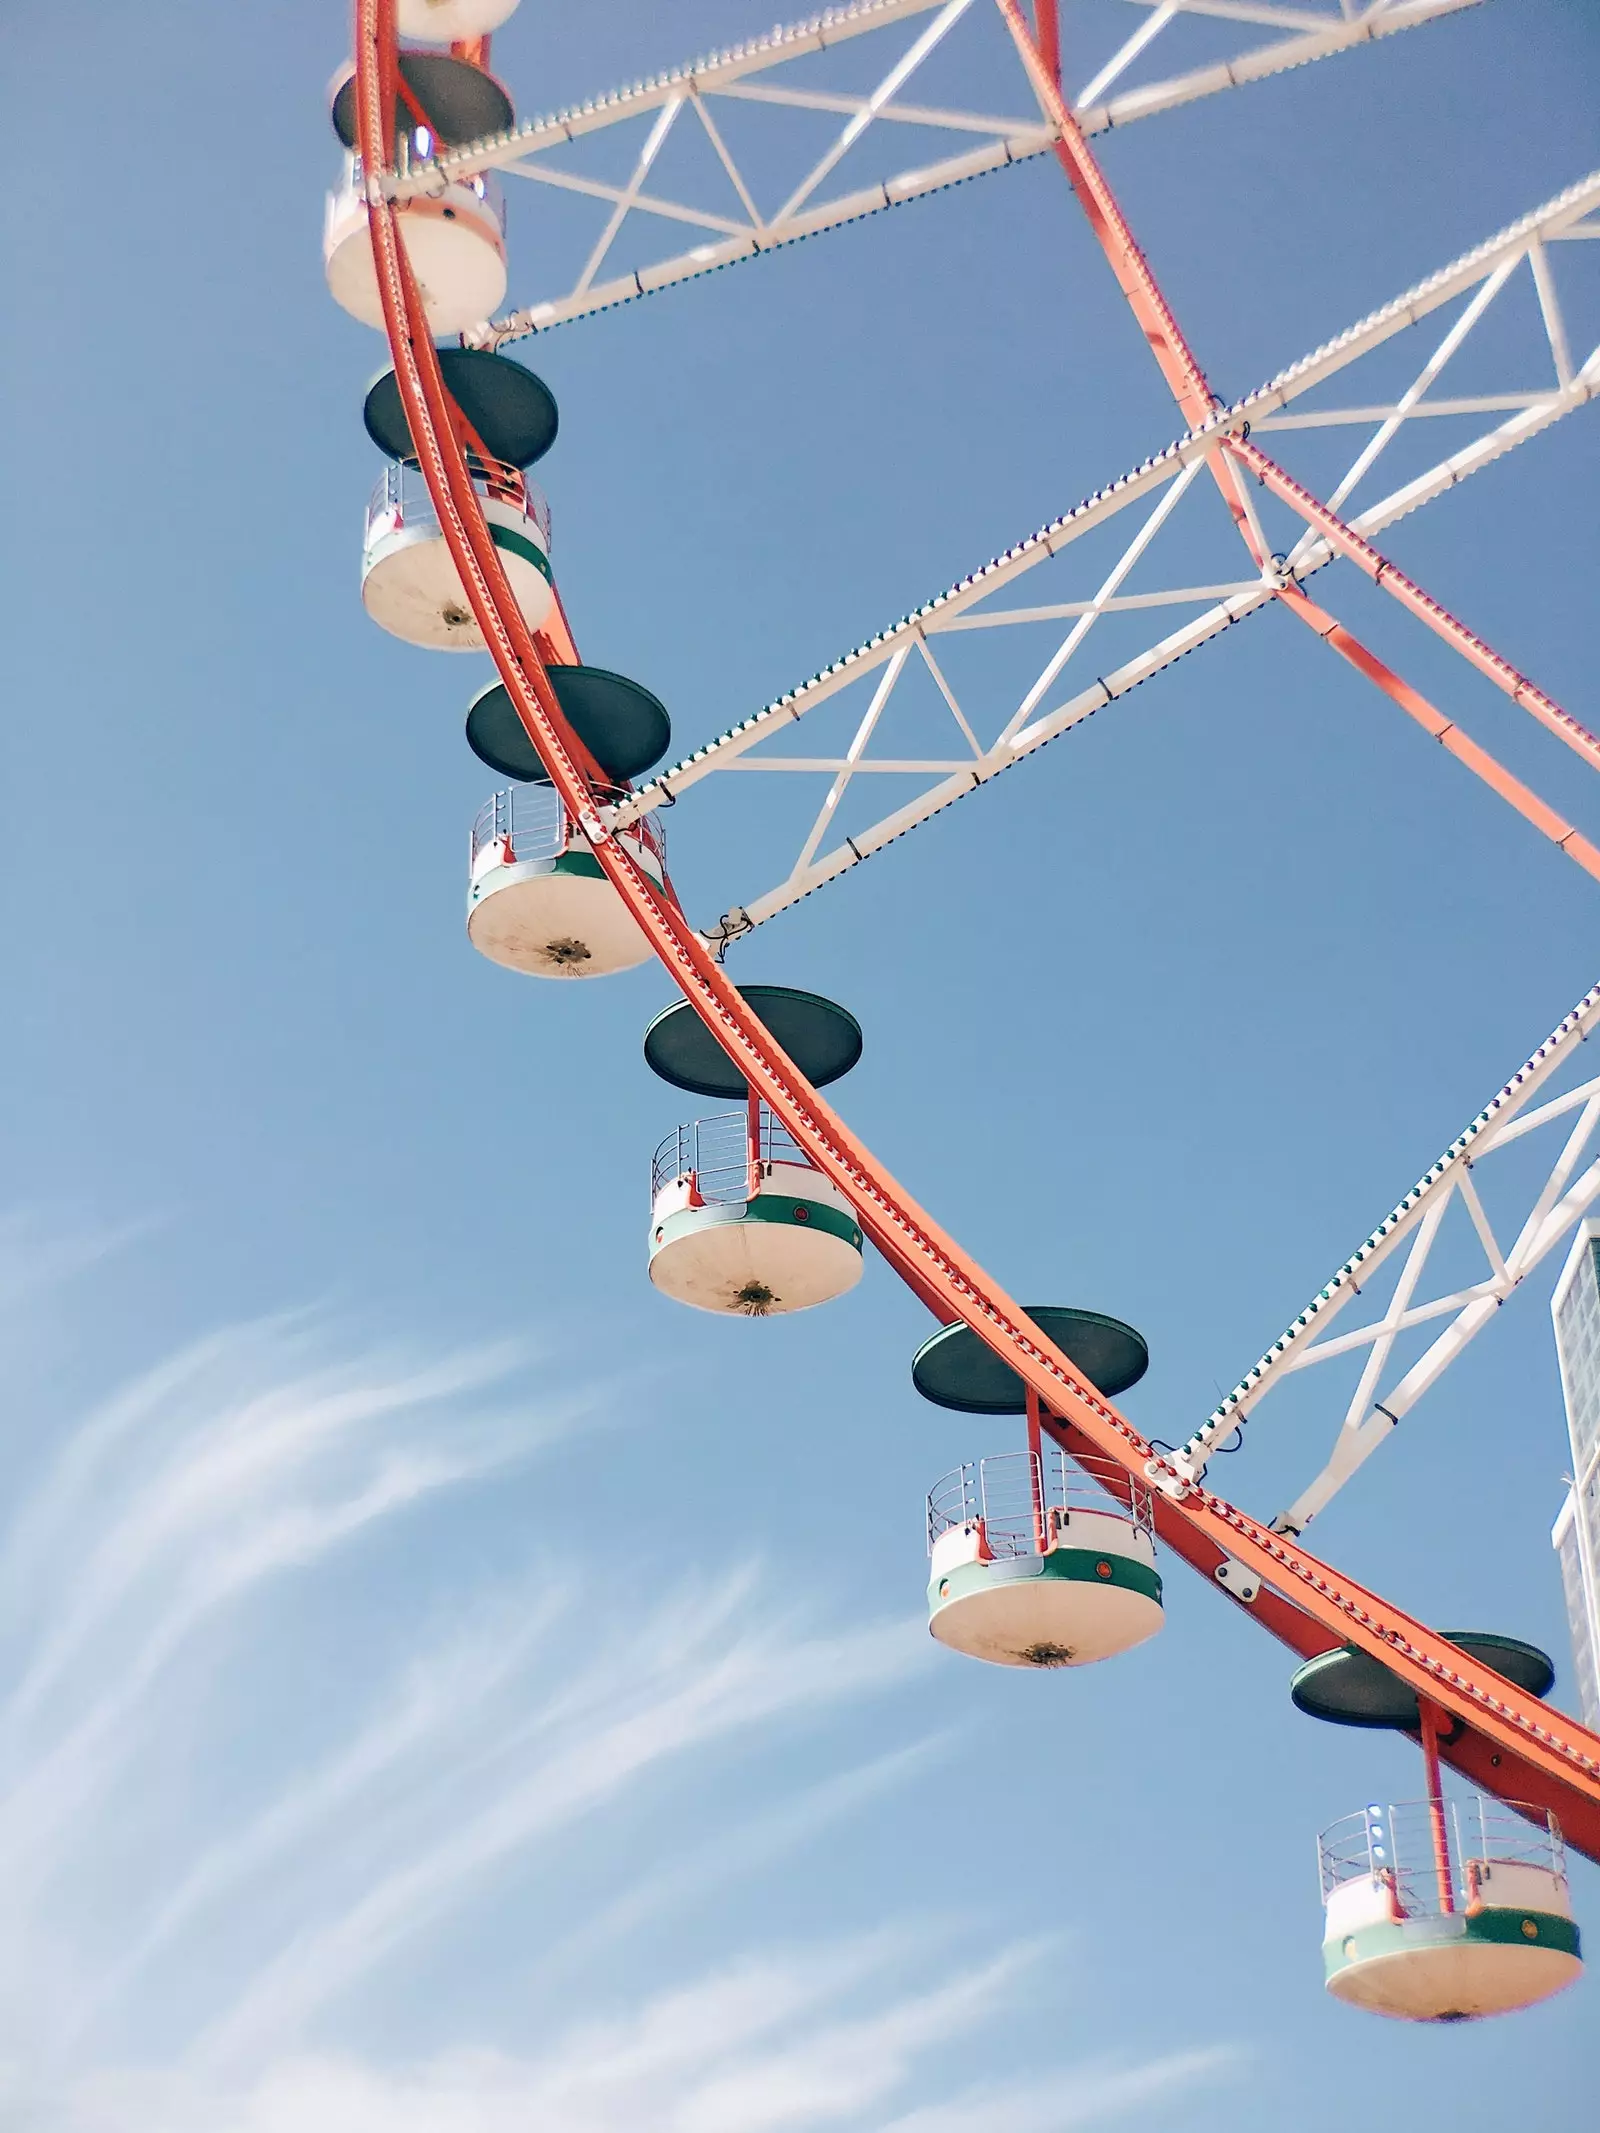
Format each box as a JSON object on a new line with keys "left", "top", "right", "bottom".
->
{"left": 328, "top": 0, "right": 1600, "bottom": 2025}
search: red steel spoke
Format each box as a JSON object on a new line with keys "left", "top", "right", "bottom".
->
{"left": 1278, "top": 577, "right": 1600, "bottom": 881}
{"left": 1230, "top": 436, "right": 1600, "bottom": 776}
{"left": 994, "top": 0, "right": 1600, "bottom": 853}
{"left": 1033, "top": 0, "right": 1060, "bottom": 87}
{"left": 354, "top": 0, "right": 1600, "bottom": 1856}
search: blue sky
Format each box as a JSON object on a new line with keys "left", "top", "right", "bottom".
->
{"left": 2, "top": 1, "right": 1599, "bottom": 2126}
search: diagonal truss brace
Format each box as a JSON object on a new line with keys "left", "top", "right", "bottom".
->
{"left": 1169, "top": 982, "right": 1600, "bottom": 1535}
{"left": 601, "top": 173, "right": 1600, "bottom": 935}
{"left": 372, "top": 0, "right": 1483, "bottom": 344}
{"left": 996, "top": 0, "right": 1600, "bottom": 893}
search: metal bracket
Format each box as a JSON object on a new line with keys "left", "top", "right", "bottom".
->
{"left": 1144, "top": 1458, "right": 1191, "bottom": 1502}
{"left": 1214, "top": 1556, "right": 1262, "bottom": 1604}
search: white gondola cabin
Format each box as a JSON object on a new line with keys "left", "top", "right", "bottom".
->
{"left": 326, "top": 151, "right": 507, "bottom": 337}
{"left": 363, "top": 458, "right": 552, "bottom": 649}
{"left": 648, "top": 1106, "right": 864, "bottom": 1315}
{"left": 326, "top": 51, "right": 514, "bottom": 335}
{"left": 359, "top": 349, "right": 559, "bottom": 652}
{"left": 926, "top": 1447, "right": 1163, "bottom": 1667}
{"left": 464, "top": 665, "right": 673, "bottom": 975}
{"left": 1292, "top": 1634, "right": 1581, "bottom": 2020}
{"left": 468, "top": 782, "right": 666, "bottom": 977}
{"left": 642, "top": 988, "right": 866, "bottom": 1316}
{"left": 912, "top": 1308, "right": 1157, "bottom": 1667}
{"left": 1318, "top": 1798, "right": 1582, "bottom": 2020}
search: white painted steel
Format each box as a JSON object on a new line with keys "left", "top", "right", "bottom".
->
{"left": 467, "top": 783, "right": 668, "bottom": 977}
{"left": 396, "top": 0, "right": 518, "bottom": 37}
{"left": 648, "top": 1163, "right": 865, "bottom": 1314}
{"left": 325, "top": 174, "right": 506, "bottom": 335}
{"left": 368, "top": 0, "right": 1481, "bottom": 344}
{"left": 590, "top": 175, "right": 1597, "bottom": 952}
{"left": 361, "top": 468, "right": 553, "bottom": 651}
{"left": 1170, "top": 983, "right": 1600, "bottom": 1532}
{"left": 1319, "top": 1796, "right": 1581, "bottom": 2020}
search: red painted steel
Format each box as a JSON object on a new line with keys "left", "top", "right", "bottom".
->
{"left": 1276, "top": 577, "right": 1600, "bottom": 883}
{"left": 993, "top": 0, "right": 1600, "bottom": 870}
{"left": 1230, "top": 437, "right": 1600, "bottom": 779}
{"left": 353, "top": 0, "right": 1600, "bottom": 1858}
{"left": 1033, "top": 0, "right": 1060, "bottom": 87}
{"left": 1420, "top": 1700, "right": 1457, "bottom": 1913}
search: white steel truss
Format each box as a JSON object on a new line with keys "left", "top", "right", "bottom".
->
{"left": 1169, "top": 981, "right": 1600, "bottom": 1537}
{"left": 602, "top": 171, "right": 1600, "bottom": 945}
{"left": 378, "top": 0, "right": 1484, "bottom": 345}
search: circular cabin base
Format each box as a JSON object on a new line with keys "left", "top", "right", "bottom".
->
{"left": 928, "top": 1548, "right": 1163, "bottom": 1668}
{"left": 398, "top": 0, "right": 520, "bottom": 39}
{"left": 649, "top": 1185, "right": 863, "bottom": 1316}
{"left": 362, "top": 499, "right": 552, "bottom": 650}
{"left": 468, "top": 851, "right": 656, "bottom": 977}
{"left": 1324, "top": 1912, "right": 1581, "bottom": 2021}
{"left": 327, "top": 195, "right": 506, "bottom": 336}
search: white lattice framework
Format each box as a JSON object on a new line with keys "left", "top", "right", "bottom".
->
{"left": 384, "top": 0, "right": 1600, "bottom": 1536}
{"left": 347, "top": 0, "right": 1600, "bottom": 1837}
{"left": 604, "top": 175, "right": 1600, "bottom": 940}
{"left": 1172, "top": 979, "right": 1600, "bottom": 1535}
{"left": 376, "top": 0, "right": 1485, "bottom": 343}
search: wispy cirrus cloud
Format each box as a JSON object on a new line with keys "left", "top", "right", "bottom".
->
{"left": 0, "top": 1232, "right": 1241, "bottom": 2133}
{"left": 51, "top": 1947, "right": 1240, "bottom": 2133}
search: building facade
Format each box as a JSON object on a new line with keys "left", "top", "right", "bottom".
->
{"left": 1551, "top": 1220, "right": 1600, "bottom": 1731}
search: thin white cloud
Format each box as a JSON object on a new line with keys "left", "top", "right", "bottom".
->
{"left": 0, "top": 1262, "right": 1239, "bottom": 2133}
{"left": 83, "top": 1583, "right": 575, "bottom": 2026}
{"left": 45, "top": 1949, "right": 1238, "bottom": 2133}
{"left": 0, "top": 1209, "right": 150, "bottom": 1316}
{"left": 872, "top": 2049, "right": 1244, "bottom": 2133}
{"left": 195, "top": 1599, "right": 928, "bottom": 2070}
{"left": 547, "top": 1733, "right": 948, "bottom": 1976}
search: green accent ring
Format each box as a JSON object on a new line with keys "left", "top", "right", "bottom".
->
{"left": 650, "top": 1196, "right": 862, "bottom": 1254}
{"left": 1323, "top": 1907, "right": 1581, "bottom": 1983}
{"left": 929, "top": 1547, "right": 1163, "bottom": 1613}
{"left": 489, "top": 523, "right": 552, "bottom": 581}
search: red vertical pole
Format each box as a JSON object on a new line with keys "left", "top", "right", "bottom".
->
{"left": 1419, "top": 1699, "right": 1456, "bottom": 1914}
{"left": 746, "top": 1085, "right": 762, "bottom": 1199}
{"left": 1025, "top": 1386, "right": 1047, "bottom": 1551}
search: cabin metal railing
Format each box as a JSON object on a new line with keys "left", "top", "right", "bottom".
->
{"left": 327, "top": 150, "right": 506, "bottom": 239}
{"left": 926, "top": 1447, "right": 1156, "bottom": 1559}
{"left": 651, "top": 1106, "right": 811, "bottom": 1205}
{"left": 366, "top": 458, "right": 551, "bottom": 550}
{"left": 470, "top": 782, "right": 666, "bottom": 874}
{"left": 1317, "top": 1798, "right": 1567, "bottom": 1918}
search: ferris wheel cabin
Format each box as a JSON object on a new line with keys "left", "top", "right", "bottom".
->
{"left": 916, "top": 1310, "right": 1161, "bottom": 1668}
{"left": 644, "top": 988, "right": 864, "bottom": 1316}
{"left": 360, "top": 349, "right": 558, "bottom": 650}
{"left": 466, "top": 666, "right": 673, "bottom": 977}
{"left": 326, "top": 51, "right": 513, "bottom": 336}
{"left": 1293, "top": 1637, "right": 1583, "bottom": 2019}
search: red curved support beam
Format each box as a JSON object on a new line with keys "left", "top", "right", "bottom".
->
{"left": 353, "top": 0, "right": 1600, "bottom": 1858}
